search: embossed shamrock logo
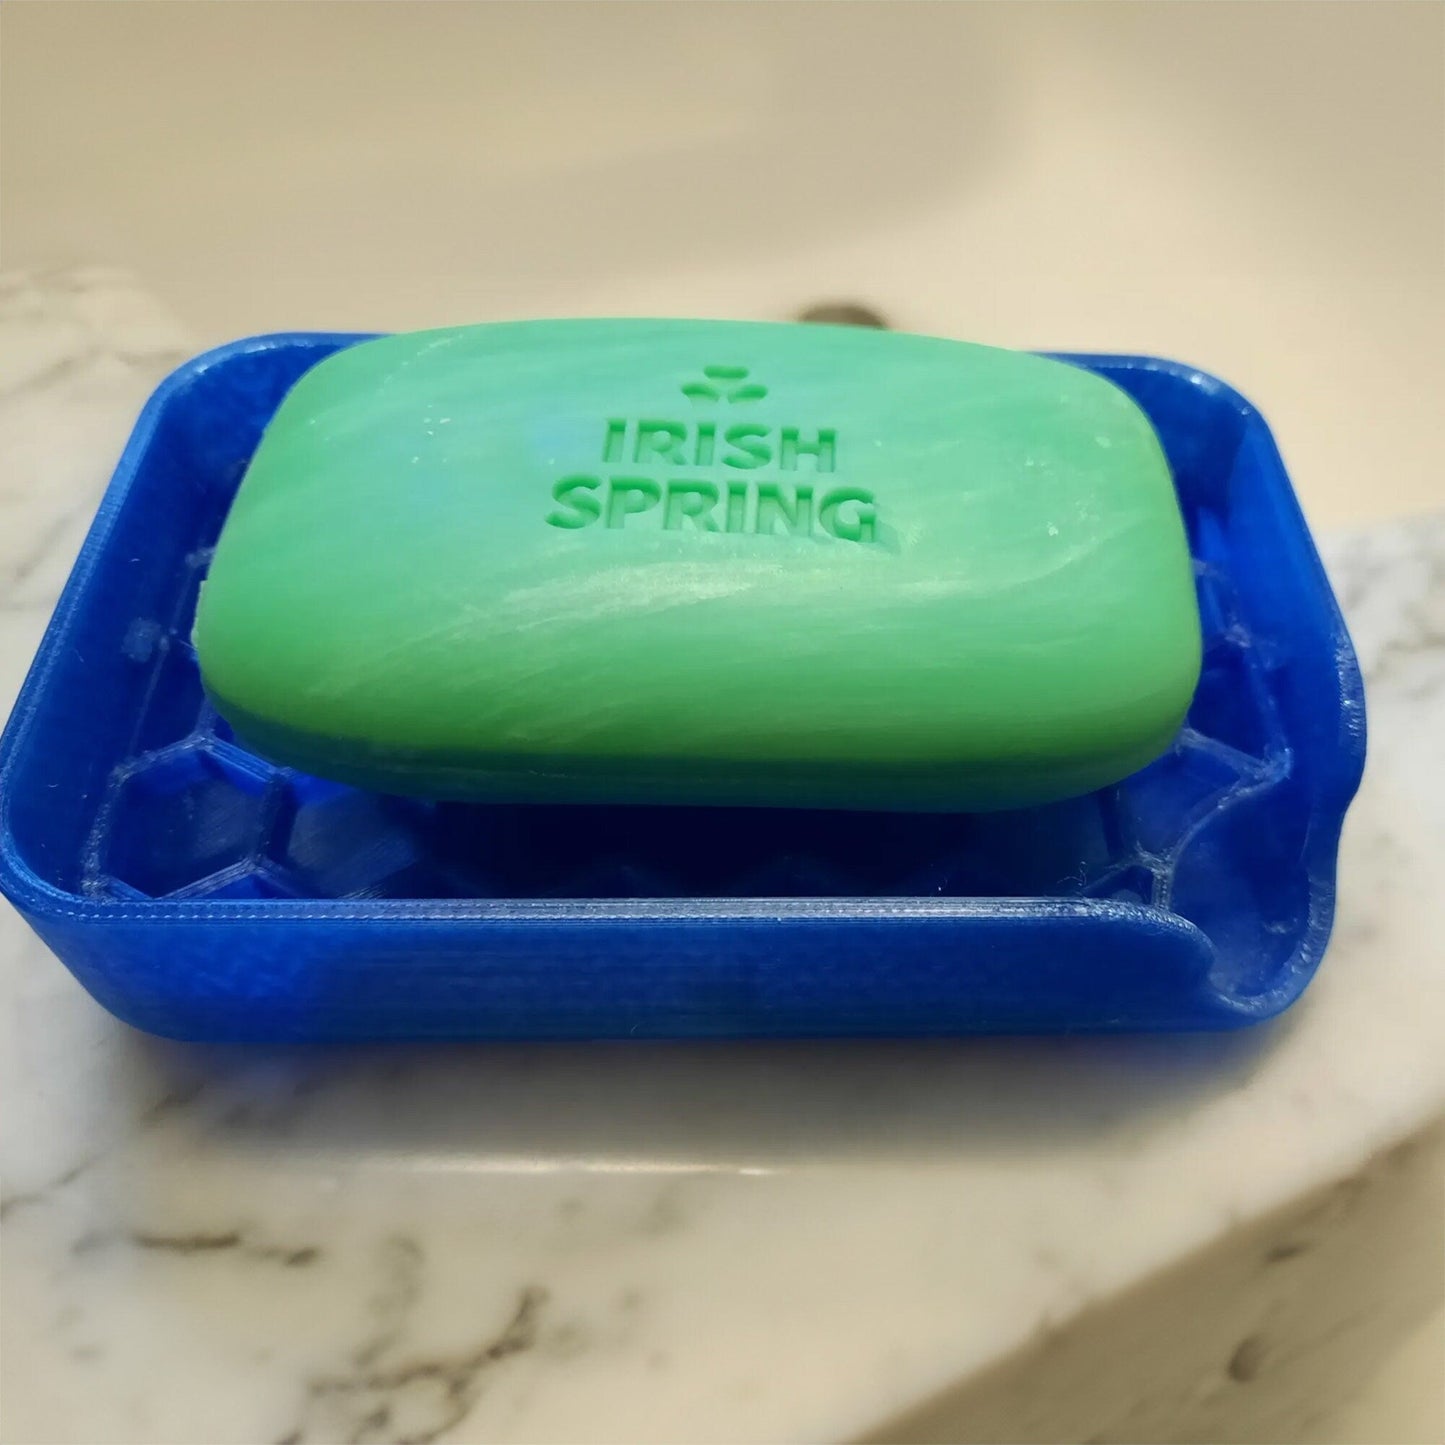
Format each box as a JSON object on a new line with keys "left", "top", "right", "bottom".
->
{"left": 681, "top": 364, "right": 768, "bottom": 404}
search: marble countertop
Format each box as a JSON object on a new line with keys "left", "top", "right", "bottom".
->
{"left": 1, "top": 271, "right": 1442, "bottom": 1445}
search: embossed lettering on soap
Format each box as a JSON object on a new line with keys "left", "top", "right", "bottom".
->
{"left": 546, "top": 365, "right": 879, "bottom": 542}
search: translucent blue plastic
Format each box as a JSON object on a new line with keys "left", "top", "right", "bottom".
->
{"left": 0, "top": 335, "right": 1366, "bottom": 1041}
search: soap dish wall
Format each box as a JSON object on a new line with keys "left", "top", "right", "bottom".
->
{"left": 0, "top": 335, "right": 1366, "bottom": 1040}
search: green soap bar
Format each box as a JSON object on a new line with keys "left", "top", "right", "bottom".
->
{"left": 194, "top": 320, "right": 1201, "bottom": 811}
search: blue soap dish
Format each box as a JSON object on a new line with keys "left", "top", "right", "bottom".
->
{"left": 0, "top": 334, "right": 1365, "bottom": 1040}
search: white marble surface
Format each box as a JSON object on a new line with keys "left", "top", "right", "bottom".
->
{"left": 1, "top": 271, "right": 1442, "bottom": 1445}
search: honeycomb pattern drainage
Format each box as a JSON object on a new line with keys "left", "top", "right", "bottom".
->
{"left": 84, "top": 532, "right": 1286, "bottom": 908}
